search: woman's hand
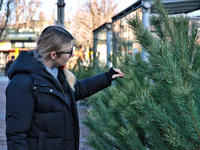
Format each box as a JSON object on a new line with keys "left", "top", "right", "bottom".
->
{"left": 112, "top": 68, "right": 124, "bottom": 79}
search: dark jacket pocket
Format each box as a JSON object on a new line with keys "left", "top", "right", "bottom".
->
{"left": 38, "top": 131, "right": 45, "bottom": 150}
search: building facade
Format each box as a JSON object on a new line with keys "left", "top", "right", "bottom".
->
{"left": 0, "top": 28, "right": 85, "bottom": 71}
{"left": 0, "top": 28, "right": 39, "bottom": 71}
{"left": 93, "top": 0, "right": 200, "bottom": 66}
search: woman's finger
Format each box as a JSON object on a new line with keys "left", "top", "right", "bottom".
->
{"left": 112, "top": 74, "right": 124, "bottom": 79}
{"left": 112, "top": 68, "right": 124, "bottom": 79}
{"left": 113, "top": 68, "right": 124, "bottom": 75}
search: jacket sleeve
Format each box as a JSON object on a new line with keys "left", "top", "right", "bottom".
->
{"left": 6, "top": 74, "right": 35, "bottom": 150}
{"left": 74, "top": 72, "right": 111, "bottom": 101}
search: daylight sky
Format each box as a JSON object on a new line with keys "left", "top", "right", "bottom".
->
{"left": 38, "top": 0, "right": 200, "bottom": 20}
{"left": 39, "top": 0, "right": 138, "bottom": 20}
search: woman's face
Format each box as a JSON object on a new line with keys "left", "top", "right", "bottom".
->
{"left": 53, "top": 42, "right": 74, "bottom": 66}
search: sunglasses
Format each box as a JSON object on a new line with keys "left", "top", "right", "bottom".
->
{"left": 56, "top": 47, "right": 73, "bottom": 57}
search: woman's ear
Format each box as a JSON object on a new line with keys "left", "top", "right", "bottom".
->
{"left": 50, "top": 52, "right": 57, "bottom": 60}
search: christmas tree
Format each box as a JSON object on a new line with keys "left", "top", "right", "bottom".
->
{"left": 82, "top": 0, "right": 200, "bottom": 149}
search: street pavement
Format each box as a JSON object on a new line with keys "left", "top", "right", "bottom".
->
{"left": 0, "top": 76, "right": 92, "bottom": 150}
{"left": 0, "top": 79, "right": 7, "bottom": 150}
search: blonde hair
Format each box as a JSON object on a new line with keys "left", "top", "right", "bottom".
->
{"left": 63, "top": 68, "right": 76, "bottom": 91}
{"left": 36, "top": 25, "right": 76, "bottom": 91}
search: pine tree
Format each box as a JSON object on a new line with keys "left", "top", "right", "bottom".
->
{"left": 82, "top": 0, "right": 200, "bottom": 149}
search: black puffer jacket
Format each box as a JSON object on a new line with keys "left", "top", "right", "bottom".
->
{"left": 6, "top": 51, "right": 114, "bottom": 150}
{"left": 5, "top": 60, "right": 14, "bottom": 76}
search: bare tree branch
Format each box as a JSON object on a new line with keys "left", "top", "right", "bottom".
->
{"left": 0, "top": 0, "right": 4, "bottom": 11}
{"left": 12, "top": 0, "right": 42, "bottom": 29}
{"left": 0, "top": 0, "right": 13, "bottom": 40}
{"left": 70, "top": 0, "right": 118, "bottom": 47}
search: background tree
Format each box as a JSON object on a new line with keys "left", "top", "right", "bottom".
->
{"left": 82, "top": 0, "right": 200, "bottom": 149}
{"left": 12, "top": 0, "right": 41, "bottom": 29}
{"left": 1, "top": 0, "right": 42, "bottom": 36}
{"left": 38, "top": 10, "right": 46, "bottom": 29}
{"left": 0, "top": 0, "right": 13, "bottom": 39}
{"left": 69, "top": 0, "right": 118, "bottom": 47}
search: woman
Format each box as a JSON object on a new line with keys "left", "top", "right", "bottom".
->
{"left": 6, "top": 25, "right": 124, "bottom": 150}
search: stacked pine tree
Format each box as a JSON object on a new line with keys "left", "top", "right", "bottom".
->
{"left": 82, "top": 0, "right": 200, "bottom": 149}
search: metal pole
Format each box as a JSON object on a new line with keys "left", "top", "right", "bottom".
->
{"left": 56, "top": 0, "right": 65, "bottom": 27}
{"left": 106, "top": 24, "right": 112, "bottom": 68}
{"left": 142, "top": 1, "right": 151, "bottom": 61}
{"left": 93, "top": 31, "right": 98, "bottom": 73}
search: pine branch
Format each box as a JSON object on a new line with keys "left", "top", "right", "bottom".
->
{"left": 143, "top": 93, "right": 198, "bottom": 149}
{"left": 187, "top": 100, "right": 200, "bottom": 141}
{"left": 164, "top": 79, "right": 180, "bottom": 116}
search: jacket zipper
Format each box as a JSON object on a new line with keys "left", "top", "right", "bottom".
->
{"left": 52, "top": 75, "right": 69, "bottom": 105}
{"left": 52, "top": 74, "right": 75, "bottom": 148}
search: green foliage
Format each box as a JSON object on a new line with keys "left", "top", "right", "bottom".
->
{"left": 81, "top": 0, "right": 200, "bottom": 149}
